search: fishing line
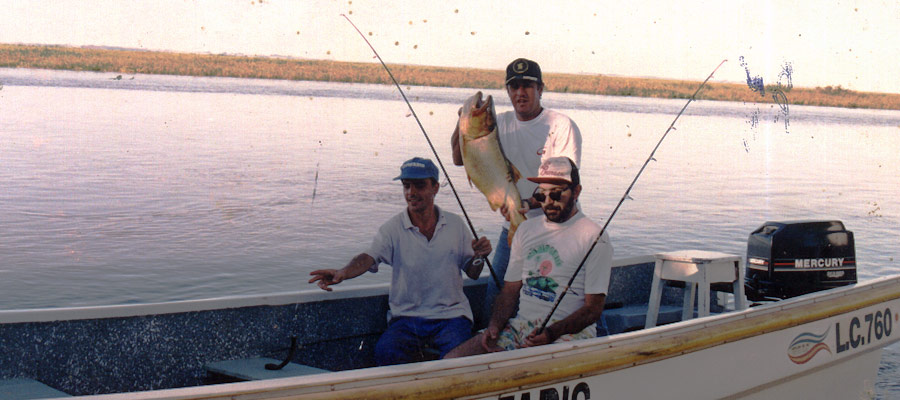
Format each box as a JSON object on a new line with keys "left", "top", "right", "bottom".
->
{"left": 341, "top": 14, "right": 501, "bottom": 287}
{"left": 311, "top": 141, "right": 322, "bottom": 204}
{"left": 536, "top": 59, "right": 728, "bottom": 335}
{"left": 311, "top": 161, "right": 320, "bottom": 204}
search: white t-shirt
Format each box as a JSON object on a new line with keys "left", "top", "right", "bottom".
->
{"left": 497, "top": 108, "right": 582, "bottom": 220}
{"left": 504, "top": 210, "right": 613, "bottom": 334}
{"left": 366, "top": 206, "right": 476, "bottom": 322}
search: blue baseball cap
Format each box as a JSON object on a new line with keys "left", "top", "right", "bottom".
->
{"left": 393, "top": 157, "right": 440, "bottom": 181}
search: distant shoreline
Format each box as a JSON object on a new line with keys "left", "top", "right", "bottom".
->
{"left": 2, "top": 43, "right": 899, "bottom": 110}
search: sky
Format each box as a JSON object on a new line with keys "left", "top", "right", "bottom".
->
{"left": 1, "top": 0, "right": 898, "bottom": 94}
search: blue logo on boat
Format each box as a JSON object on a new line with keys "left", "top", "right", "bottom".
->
{"left": 787, "top": 327, "right": 831, "bottom": 364}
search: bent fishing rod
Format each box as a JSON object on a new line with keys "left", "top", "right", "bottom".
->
{"left": 342, "top": 14, "right": 501, "bottom": 287}
{"left": 535, "top": 59, "right": 728, "bottom": 335}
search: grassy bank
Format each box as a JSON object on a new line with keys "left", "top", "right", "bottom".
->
{"left": 2, "top": 43, "right": 899, "bottom": 110}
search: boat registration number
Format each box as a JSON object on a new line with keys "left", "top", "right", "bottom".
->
{"left": 835, "top": 307, "right": 895, "bottom": 353}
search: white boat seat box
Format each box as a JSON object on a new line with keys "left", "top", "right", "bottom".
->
{"left": 0, "top": 378, "right": 71, "bottom": 399}
{"left": 204, "top": 357, "right": 328, "bottom": 381}
{"left": 645, "top": 250, "right": 748, "bottom": 328}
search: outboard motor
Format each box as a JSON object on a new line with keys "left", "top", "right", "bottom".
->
{"left": 745, "top": 220, "right": 856, "bottom": 301}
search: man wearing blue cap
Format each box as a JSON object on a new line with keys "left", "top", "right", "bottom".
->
{"left": 309, "top": 157, "right": 492, "bottom": 366}
{"left": 451, "top": 58, "right": 583, "bottom": 320}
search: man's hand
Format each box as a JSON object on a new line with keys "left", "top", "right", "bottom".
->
{"left": 523, "top": 326, "right": 556, "bottom": 347}
{"left": 499, "top": 199, "right": 531, "bottom": 222}
{"left": 471, "top": 236, "right": 492, "bottom": 259}
{"left": 308, "top": 269, "right": 345, "bottom": 291}
{"left": 480, "top": 325, "right": 504, "bottom": 353}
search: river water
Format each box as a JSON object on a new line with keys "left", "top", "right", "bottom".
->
{"left": 1, "top": 68, "right": 899, "bottom": 396}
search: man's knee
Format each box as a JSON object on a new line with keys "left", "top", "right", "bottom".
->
{"left": 375, "top": 333, "right": 412, "bottom": 366}
{"left": 444, "top": 333, "right": 483, "bottom": 359}
{"left": 434, "top": 318, "right": 473, "bottom": 357}
{"left": 375, "top": 319, "right": 418, "bottom": 366}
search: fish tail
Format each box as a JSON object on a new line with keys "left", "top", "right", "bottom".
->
{"left": 507, "top": 160, "right": 522, "bottom": 183}
{"left": 507, "top": 213, "right": 526, "bottom": 245}
{"left": 506, "top": 195, "right": 527, "bottom": 245}
{"left": 507, "top": 221, "right": 518, "bottom": 246}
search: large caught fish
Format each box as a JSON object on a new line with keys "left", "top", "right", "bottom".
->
{"left": 458, "top": 91, "right": 526, "bottom": 245}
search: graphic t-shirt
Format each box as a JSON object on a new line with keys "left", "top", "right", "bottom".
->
{"left": 504, "top": 210, "right": 613, "bottom": 329}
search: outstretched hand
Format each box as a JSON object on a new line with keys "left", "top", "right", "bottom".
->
{"left": 308, "top": 269, "right": 345, "bottom": 291}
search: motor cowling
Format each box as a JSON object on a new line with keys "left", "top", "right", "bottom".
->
{"left": 745, "top": 220, "right": 857, "bottom": 301}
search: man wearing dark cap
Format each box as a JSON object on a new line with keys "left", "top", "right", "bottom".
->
{"left": 451, "top": 58, "right": 583, "bottom": 319}
{"left": 446, "top": 157, "right": 611, "bottom": 357}
{"left": 309, "top": 157, "right": 492, "bottom": 366}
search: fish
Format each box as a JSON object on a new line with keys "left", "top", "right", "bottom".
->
{"left": 458, "top": 91, "right": 526, "bottom": 245}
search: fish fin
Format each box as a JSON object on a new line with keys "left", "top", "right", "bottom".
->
{"left": 508, "top": 162, "right": 522, "bottom": 183}
{"left": 507, "top": 218, "right": 522, "bottom": 245}
{"left": 458, "top": 134, "right": 466, "bottom": 159}
{"left": 506, "top": 200, "right": 527, "bottom": 245}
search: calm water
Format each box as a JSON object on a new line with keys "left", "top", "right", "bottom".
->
{"left": 2, "top": 68, "right": 899, "bottom": 395}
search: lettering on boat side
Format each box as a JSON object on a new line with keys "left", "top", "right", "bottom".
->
{"left": 835, "top": 308, "right": 894, "bottom": 354}
{"left": 498, "top": 381, "right": 590, "bottom": 400}
{"left": 789, "top": 306, "right": 899, "bottom": 364}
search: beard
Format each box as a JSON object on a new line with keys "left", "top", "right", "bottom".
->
{"left": 543, "top": 194, "right": 577, "bottom": 223}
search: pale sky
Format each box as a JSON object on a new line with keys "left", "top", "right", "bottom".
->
{"left": 2, "top": 0, "right": 898, "bottom": 94}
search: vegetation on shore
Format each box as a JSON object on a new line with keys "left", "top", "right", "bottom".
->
{"left": 2, "top": 43, "right": 899, "bottom": 110}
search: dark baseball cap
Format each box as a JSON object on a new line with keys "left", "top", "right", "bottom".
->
{"left": 393, "top": 157, "right": 440, "bottom": 181}
{"left": 505, "top": 58, "right": 542, "bottom": 85}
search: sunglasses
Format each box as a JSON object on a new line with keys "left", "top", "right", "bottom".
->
{"left": 532, "top": 186, "right": 571, "bottom": 203}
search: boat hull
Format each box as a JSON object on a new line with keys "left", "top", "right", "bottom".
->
{"left": 110, "top": 276, "right": 900, "bottom": 400}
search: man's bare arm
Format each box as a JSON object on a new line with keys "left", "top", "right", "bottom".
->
{"left": 489, "top": 280, "right": 523, "bottom": 331}
{"left": 308, "top": 253, "right": 375, "bottom": 291}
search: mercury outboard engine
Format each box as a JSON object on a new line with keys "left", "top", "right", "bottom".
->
{"left": 745, "top": 220, "right": 857, "bottom": 301}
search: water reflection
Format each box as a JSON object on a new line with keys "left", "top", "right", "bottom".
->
{"left": 0, "top": 68, "right": 898, "bottom": 310}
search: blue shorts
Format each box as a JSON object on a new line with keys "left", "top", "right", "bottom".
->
{"left": 375, "top": 316, "right": 473, "bottom": 366}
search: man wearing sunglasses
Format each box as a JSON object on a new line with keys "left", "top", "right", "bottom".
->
{"left": 446, "top": 157, "right": 611, "bottom": 357}
{"left": 309, "top": 157, "right": 492, "bottom": 366}
{"left": 450, "top": 58, "right": 583, "bottom": 321}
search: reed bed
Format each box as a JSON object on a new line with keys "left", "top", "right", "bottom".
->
{"left": 2, "top": 44, "right": 898, "bottom": 110}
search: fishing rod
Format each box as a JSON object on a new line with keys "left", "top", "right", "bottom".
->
{"left": 535, "top": 59, "right": 728, "bottom": 336}
{"left": 341, "top": 14, "right": 501, "bottom": 287}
